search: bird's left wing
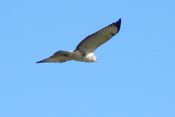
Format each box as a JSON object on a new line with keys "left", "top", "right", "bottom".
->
{"left": 75, "top": 18, "right": 121, "bottom": 53}
{"left": 36, "top": 51, "right": 72, "bottom": 63}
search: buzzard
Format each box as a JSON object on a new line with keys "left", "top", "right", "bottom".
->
{"left": 36, "top": 18, "right": 121, "bottom": 63}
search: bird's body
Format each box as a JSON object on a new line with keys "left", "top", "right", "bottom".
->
{"left": 36, "top": 18, "right": 121, "bottom": 63}
{"left": 71, "top": 51, "right": 97, "bottom": 62}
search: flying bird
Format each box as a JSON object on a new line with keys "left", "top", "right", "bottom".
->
{"left": 36, "top": 18, "right": 121, "bottom": 63}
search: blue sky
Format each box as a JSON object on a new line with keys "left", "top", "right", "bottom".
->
{"left": 0, "top": 0, "right": 175, "bottom": 117}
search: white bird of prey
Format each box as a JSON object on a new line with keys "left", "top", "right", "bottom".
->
{"left": 36, "top": 18, "right": 121, "bottom": 63}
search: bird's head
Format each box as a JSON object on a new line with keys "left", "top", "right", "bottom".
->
{"left": 92, "top": 56, "right": 97, "bottom": 62}
{"left": 85, "top": 53, "right": 97, "bottom": 62}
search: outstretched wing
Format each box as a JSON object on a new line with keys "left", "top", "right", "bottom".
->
{"left": 75, "top": 19, "right": 121, "bottom": 53}
{"left": 36, "top": 51, "right": 72, "bottom": 63}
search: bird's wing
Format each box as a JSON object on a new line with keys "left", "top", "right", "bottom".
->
{"left": 75, "top": 18, "right": 121, "bottom": 54}
{"left": 36, "top": 51, "right": 72, "bottom": 63}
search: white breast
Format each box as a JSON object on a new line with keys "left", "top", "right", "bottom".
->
{"left": 70, "top": 51, "right": 97, "bottom": 62}
{"left": 83, "top": 53, "right": 97, "bottom": 62}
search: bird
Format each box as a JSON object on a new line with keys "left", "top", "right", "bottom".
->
{"left": 36, "top": 18, "right": 121, "bottom": 63}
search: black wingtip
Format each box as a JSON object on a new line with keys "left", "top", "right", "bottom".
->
{"left": 115, "top": 18, "right": 121, "bottom": 32}
{"left": 36, "top": 60, "right": 44, "bottom": 63}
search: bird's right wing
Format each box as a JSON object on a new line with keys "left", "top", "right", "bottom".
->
{"left": 75, "top": 19, "right": 121, "bottom": 54}
{"left": 36, "top": 51, "right": 72, "bottom": 63}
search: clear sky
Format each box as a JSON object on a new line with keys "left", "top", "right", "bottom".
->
{"left": 0, "top": 0, "right": 175, "bottom": 117}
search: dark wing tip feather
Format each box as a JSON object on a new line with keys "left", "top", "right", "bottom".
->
{"left": 114, "top": 18, "right": 121, "bottom": 32}
{"left": 36, "top": 60, "right": 45, "bottom": 63}
{"left": 36, "top": 58, "right": 49, "bottom": 63}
